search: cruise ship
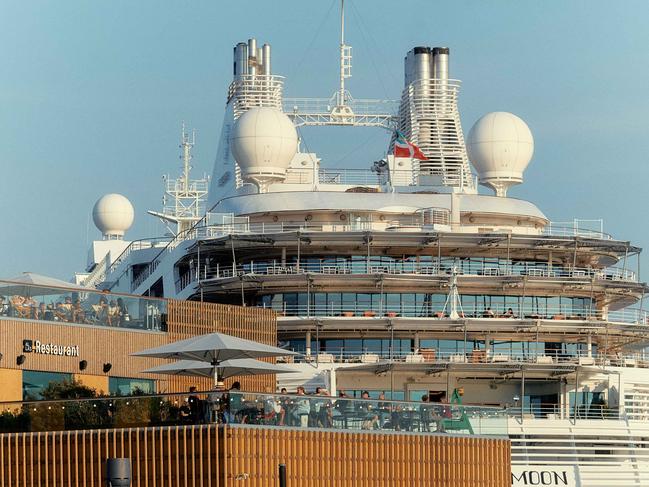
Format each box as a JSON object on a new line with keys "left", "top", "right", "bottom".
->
{"left": 74, "top": 5, "right": 649, "bottom": 486}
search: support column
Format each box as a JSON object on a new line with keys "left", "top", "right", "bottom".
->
{"left": 586, "top": 334, "right": 592, "bottom": 358}
{"left": 521, "top": 369, "right": 526, "bottom": 420}
{"left": 328, "top": 368, "right": 337, "bottom": 397}
{"left": 414, "top": 332, "right": 420, "bottom": 353}
{"left": 281, "top": 247, "right": 287, "bottom": 266}
{"left": 305, "top": 330, "right": 312, "bottom": 357}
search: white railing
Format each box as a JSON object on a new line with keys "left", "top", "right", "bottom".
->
{"left": 158, "top": 219, "right": 614, "bottom": 241}
{"left": 544, "top": 219, "right": 610, "bottom": 239}
{"left": 269, "top": 303, "right": 648, "bottom": 325}
{"left": 295, "top": 347, "right": 649, "bottom": 373}
{"left": 182, "top": 259, "right": 637, "bottom": 294}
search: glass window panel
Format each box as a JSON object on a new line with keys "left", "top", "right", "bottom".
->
{"left": 23, "top": 371, "right": 72, "bottom": 400}
{"left": 109, "top": 377, "right": 155, "bottom": 396}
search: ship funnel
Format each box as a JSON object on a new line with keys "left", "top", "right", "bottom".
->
{"left": 262, "top": 44, "right": 271, "bottom": 75}
{"left": 248, "top": 38, "right": 257, "bottom": 75}
{"left": 395, "top": 45, "right": 475, "bottom": 190}
{"left": 432, "top": 47, "right": 449, "bottom": 80}
{"left": 234, "top": 42, "right": 248, "bottom": 76}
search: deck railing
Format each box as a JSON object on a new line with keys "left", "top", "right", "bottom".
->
{"left": 0, "top": 391, "right": 507, "bottom": 437}
{"left": 289, "top": 349, "right": 649, "bottom": 370}
{"left": 192, "top": 259, "right": 636, "bottom": 283}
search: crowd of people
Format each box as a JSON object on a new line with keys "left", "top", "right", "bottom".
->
{"left": 181, "top": 385, "right": 454, "bottom": 433}
{"left": 0, "top": 294, "right": 131, "bottom": 327}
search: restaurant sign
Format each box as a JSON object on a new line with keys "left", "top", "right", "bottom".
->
{"left": 511, "top": 466, "right": 578, "bottom": 486}
{"left": 23, "top": 339, "right": 80, "bottom": 357}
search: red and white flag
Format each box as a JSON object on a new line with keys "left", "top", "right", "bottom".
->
{"left": 393, "top": 130, "right": 426, "bottom": 160}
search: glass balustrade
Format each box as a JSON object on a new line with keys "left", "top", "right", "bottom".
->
{"left": 0, "top": 280, "right": 167, "bottom": 331}
{"left": 0, "top": 391, "right": 508, "bottom": 436}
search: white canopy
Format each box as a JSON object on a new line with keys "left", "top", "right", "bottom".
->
{"left": 131, "top": 332, "right": 297, "bottom": 363}
{"left": 141, "top": 358, "right": 296, "bottom": 380}
{"left": 0, "top": 272, "right": 88, "bottom": 296}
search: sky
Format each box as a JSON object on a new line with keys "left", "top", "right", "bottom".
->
{"left": 1, "top": 0, "right": 648, "bottom": 280}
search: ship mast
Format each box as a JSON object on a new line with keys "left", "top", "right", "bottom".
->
{"left": 337, "top": 0, "right": 352, "bottom": 108}
{"left": 148, "top": 123, "right": 210, "bottom": 236}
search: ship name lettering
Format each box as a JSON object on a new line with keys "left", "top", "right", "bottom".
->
{"left": 511, "top": 470, "right": 569, "bottom": 485}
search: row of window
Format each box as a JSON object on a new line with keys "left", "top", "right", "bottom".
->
{"left": 257, "top": 292, "right": 593, "bottom": 317}
{"left": 287, "top": 338, "right": 594, "bottom": 357}
{"left": 22, "top": 371, "right": 155, "bottom": 400}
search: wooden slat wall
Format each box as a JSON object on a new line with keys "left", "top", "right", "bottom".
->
{"left": 223, "top": 427, "right": 510, "bottom": 487}
{"left": 0, "top": 300, "right": 277, "bottom": 395}
{"left": 0, "top": 425, "right": 510, "bottom": 487}
{"left": 165, "top": 301, "right": 277, "bottom": 393}
{"left": 0, "top": 425, "right": 221, "bottom": 487}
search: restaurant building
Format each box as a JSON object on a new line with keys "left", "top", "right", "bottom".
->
{"left": 0, "top": 279, "right": 277, "bottom": 402}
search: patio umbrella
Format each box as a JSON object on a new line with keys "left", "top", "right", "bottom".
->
{"left": 0, "top": 272, "right": 88, "bottom": 297}
{"left": 141, "top": 358, "right": 297, "bottom": 380}
{"left": 131, "top": 332, "right": 298, "bottom": 385}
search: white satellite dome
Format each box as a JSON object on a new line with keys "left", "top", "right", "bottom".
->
{"left": 230, "top": 107, "right": 298, "bottom": 190}
{"left": 466, "top": 112, "right": 534, "bottom": 197}
{"left": 92, "top": 193, "right": 134, "bottom": 239}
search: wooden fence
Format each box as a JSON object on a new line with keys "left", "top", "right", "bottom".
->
{"left": 0, "top": 424, "right": 510, "bottom": 487}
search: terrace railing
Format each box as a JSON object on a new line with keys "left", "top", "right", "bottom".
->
{"left": 0, "top": 280, "right": 166, "bottom": 332}
{"left": 0, "top": 391, "right": 507, "bottom": 437}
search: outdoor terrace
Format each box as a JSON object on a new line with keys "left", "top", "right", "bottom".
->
{"left": 0, "top": 390, "right": 506, "bottom": 437}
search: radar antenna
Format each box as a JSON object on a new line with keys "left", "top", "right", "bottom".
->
{"left": 148, "top": 123, "right": 210, "bottom": 236}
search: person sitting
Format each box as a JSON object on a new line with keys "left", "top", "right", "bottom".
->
{"left": 44, "top": 303, "right": 56, "bottom": 321}
{"left": 60, "top": 296, "right": 73, "bottom": 321}
{"left": 35, "top": 302, "right": 47, "bottom": 320}
{"left": 482, "top": 307, "right": 495, "bottom": 318}
{"left": 71, "top": 299, "right": 86, "bottom": 323}
{"left": 108, "top": 300, "right": 120, "bottom": 326}
{"left": 358, "top": 390, "right": 379, "bottom": 430}
{"left": 95, "top": 297, "right": 111, "bottom": 325}
{"left": 0, "top": 296, "right": 8, "bottom": 316}
{"left": 117, "top": 298, "right": 129, "bottom": 326}
{"left": 502, "top": 307, "right": 515, "bottom": 318}
{"left": 10, "top": 295, "right": 30, "bottom": 318}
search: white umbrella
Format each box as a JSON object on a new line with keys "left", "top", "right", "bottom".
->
{"left": 0, "top": 272, "right": 89, "bottom": 296}
{"left": 141, "top": 358, "right": 296, "bottom": 380}
{"left": 131, "top": 332, "right": 298, "bottom": 385}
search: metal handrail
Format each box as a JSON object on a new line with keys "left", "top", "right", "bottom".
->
{"left": 268, "top": 303, "right": 647, "bottom": 325}
{"left": 198, "top": 260, "right": 636, "bottom": 283}
{"left": 292, "top": 348, "right": 649, "bottom": 369}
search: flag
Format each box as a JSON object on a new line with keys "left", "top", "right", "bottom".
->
{"left": 393, "top": 131, "right": 426, "bottom": 160}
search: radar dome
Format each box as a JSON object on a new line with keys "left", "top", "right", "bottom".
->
{"left": 230, "top": 107, "right": 298, "bottom": 190}
{"left": 92, "top": 193, "right": 134, "bottom": 239}
{"left": 466, "top": 112, "right": 534, "bottom": 197}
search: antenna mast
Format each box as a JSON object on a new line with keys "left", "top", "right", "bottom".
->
{"left": 147, "top": 123, "right": 209, "bottom": 236}
{"left": 337, "top": 0, "right": 352, "bottom": 108}
{"left": 180, "top": 122, "right": 195, "bottom": 191}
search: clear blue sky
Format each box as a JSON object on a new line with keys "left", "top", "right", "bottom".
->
{"left": 1, "top": 0, "right": 648, "bottom": 280}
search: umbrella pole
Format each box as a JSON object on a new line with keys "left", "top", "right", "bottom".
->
{"left": 213, "top": 362, "right": 222, "bottom": 388}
